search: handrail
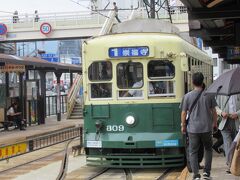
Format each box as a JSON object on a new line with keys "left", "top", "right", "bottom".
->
{"left": 67, "top": 74, "right": 83, "bottom": 118}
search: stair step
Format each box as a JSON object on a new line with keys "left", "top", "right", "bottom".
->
{"left": 73, "top": 106, "right": 82, "bottom": 109}
{"left": 71, "top": 112, "right": 82, "bottom": 116}
{"left": 73, "top": 108, "right": 82, "bottom": 111}
{"left": 69, "top": 116, "right": 83, "bottom": 119}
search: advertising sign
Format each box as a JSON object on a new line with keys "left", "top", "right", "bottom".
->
{"left": 0, "top": 64, "right": 25, "bottom": 73}
{"left": 41, "top": 53, "right": 59, "bottom": 62}
{"left": 0, "top": 143, "right": 27, "bottom": 160}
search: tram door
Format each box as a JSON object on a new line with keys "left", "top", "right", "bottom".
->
{"left": 26, "top": 80, "right": 39, "bottom": 125}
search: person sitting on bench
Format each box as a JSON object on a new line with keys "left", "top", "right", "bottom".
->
{"left": 7, "top": 103, "right": 26, "bottom": 131}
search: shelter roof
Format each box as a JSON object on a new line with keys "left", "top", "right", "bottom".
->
{"left": 0, "top": 54, "right": 81, "bottom": 73}
{"left": 180, "top": 0, "right": 240, "bottom": 63}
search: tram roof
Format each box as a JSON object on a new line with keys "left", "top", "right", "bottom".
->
{"left": 179, "top": 0, "right": 240, "bottom": 63}
{"left": 86, "top": 32, "right": 212, "bottom": 63}
{"left": 0, "top": 54, "right": 81, "bottom": 73}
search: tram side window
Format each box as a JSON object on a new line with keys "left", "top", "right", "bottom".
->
{"left": 88, "top": 61, "right": 112, "bottom": 81}
{"left": 148, "top": 60, "right": 175, "bottom": 79}
{"left": 148, "top": 60, "right": 175, "bottom": 97}
{"left": 117, "top": 62, "right": 143, "bottom": 98}
{"left": 88, "top": 61, "right": 112, "bottom": 99}
{"left": 90, "top": 83, "right": 112, "bottom": 98}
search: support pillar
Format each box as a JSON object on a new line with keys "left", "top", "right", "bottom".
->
{"left": 23, "top": 70, "right": 29, "bottom": 120}
{"left": 54, "top": 71, "right": 62, "bottom": 121}
{"left": 70, "top": 72, "right": 73, "bottom": 87}
{"left": 150, "top": 0, "right": 155, "bottom": 19}
{"left": 5, "top": 72, "right": 9, "bottom": 97}
{"left": 39, "top": 71, "right": 46, "bottom": 124}
{"left": 19, "top": 72, "right": 24, "bottom": 118}
{"left": 4, "top": 72, "right": 9, "bottom": 122}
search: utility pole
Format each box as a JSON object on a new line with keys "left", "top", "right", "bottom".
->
{"left": 150, "top": 0, "right": 155, "bottom": 18}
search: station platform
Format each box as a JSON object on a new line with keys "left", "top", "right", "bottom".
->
{"left": 186, "top": 152, "right": 240, "bottom": 180}
{"left": 0, "top": 114, "right": 83, "bottom": 146}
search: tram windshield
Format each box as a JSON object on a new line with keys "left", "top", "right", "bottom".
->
{"left": 88, "top": 61, "right": 112, "bottom": 99}
{"left": 117, "top": 62, "right": 143, "bottom": 98}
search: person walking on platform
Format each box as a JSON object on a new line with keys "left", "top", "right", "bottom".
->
{"left": 181, "top": 72, "right": 218, "bottom": 180}
{"left": 113, "top": 2, "right": 121, "bottom": 23}
{"left": 216, "top": 94, "right": 240, "bottom": 173}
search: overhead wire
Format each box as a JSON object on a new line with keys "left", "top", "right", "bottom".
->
{"left": 69, "top": 0, "right": 110, "bottom": 18}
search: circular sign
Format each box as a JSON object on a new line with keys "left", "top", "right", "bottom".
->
{"left": 40, "top": 23, "right": 52, "bottom": 35}
{"left": 0, "top": 23, "right": 7, "bottom": 35}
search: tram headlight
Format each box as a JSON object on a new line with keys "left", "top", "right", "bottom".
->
{"left": 125, "top": 115, "right": 135, "bottom": 125}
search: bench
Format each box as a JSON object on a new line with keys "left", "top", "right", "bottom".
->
{"left": 0, "top": 120, "right": 17, "bottom": 131}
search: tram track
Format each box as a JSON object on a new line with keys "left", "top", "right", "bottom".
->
{"left": 0, "top": 150, "right": 64, "bottom": 175}
{"left": 82, "top": 167, "right": 179, "bottom": 180}
{"left": 85, "top": 168, "right": 133, "bottom": 180}
{"left": 0, "top": 138, "right": 81, "bottom": 179}
{"left": 156, "top": 168, "right": 173, "bottom": 180}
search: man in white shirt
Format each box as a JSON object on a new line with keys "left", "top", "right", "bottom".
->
{"left": 216, "top": 95, "right": 240, "bottom": 172}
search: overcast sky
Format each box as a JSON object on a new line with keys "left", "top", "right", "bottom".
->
{"left": 0, "top": 0, "right": 88, "bottom": 16}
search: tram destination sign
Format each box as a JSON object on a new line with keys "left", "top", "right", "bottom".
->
{"left": 108, "top": 46, "right": 149, "bottom": 58}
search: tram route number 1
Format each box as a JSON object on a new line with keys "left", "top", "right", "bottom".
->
{"left": 106, "top": 125, "right": 124, "bottom": 132}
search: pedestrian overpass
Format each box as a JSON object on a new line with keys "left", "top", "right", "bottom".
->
{"left": 0, "top": 7, "right": 189, "bottom": 42}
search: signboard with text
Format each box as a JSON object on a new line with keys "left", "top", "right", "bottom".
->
{"left": 71, "top": 57, "right": 81, "bottom": 65}
{"left": 228, "top": 47, "right": 240, "bottom": 59}
{"left": 41, "top": 53, "right": 59, "bottom": 62}
{"left": 109, "top": 46, "right": 149, "bottom": 58}
{"left": 0, "top": 64, "right": 25, "bottom": 73}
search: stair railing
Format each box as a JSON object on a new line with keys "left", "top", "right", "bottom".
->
{"left": 67, "top": 74, "right": 83, "bottom": 118}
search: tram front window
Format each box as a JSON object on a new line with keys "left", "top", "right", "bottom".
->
{"left": 88, "top": 61, "right": 112, "bottom": 99}
{"left": 117, "top": 62, "right": 143, "bottom": 98}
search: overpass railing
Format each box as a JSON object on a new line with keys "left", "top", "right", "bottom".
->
{"left": 130, "top": 6, "right": 188, "bottom": 23}
{"left": 0, "top": 11, "right": 107, "bottom": 31}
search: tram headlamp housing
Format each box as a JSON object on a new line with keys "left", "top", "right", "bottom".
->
{"left": 125, "top": 115, "right": 135, "bottom": 125}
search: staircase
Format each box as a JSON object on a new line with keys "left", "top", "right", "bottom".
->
{"left": 67, "top": 74, "right": 83, "bottom": 119}
{"left": 69, "top": 102, "right": 83, "bottom": 119}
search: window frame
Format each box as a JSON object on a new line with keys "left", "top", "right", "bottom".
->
{"left": 88, "top": 61, "right": 113, "bottom": 82}
{"left": 116, "top": 62, "right": 144, "bottom": 90}
{"left": 147, "top": 60, "right": 175, "bottom": 80}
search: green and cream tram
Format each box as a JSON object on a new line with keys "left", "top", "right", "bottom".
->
{"left": 82, "top": 32, "right": 213, "bottom": 168}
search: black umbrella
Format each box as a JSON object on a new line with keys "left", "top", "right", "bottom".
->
{"left": 205, "top": 67, "right": 240, "bottom": 96}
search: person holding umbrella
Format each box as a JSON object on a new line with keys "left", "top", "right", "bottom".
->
{"left": 181, "top": 72, "right": 218, "bottom": 180}
{"left": 215, "top": 95, "right": 240, "bottom": 173}
{"left": 205, "top": 67, "right": 240, "bottom": 173}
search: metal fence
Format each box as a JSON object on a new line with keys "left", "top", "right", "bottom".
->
{"left": 0, "top": 126, "right": 82, "bottom": 161}
{"left": 46, "top": 94, "right": 67, "bottom": 117}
